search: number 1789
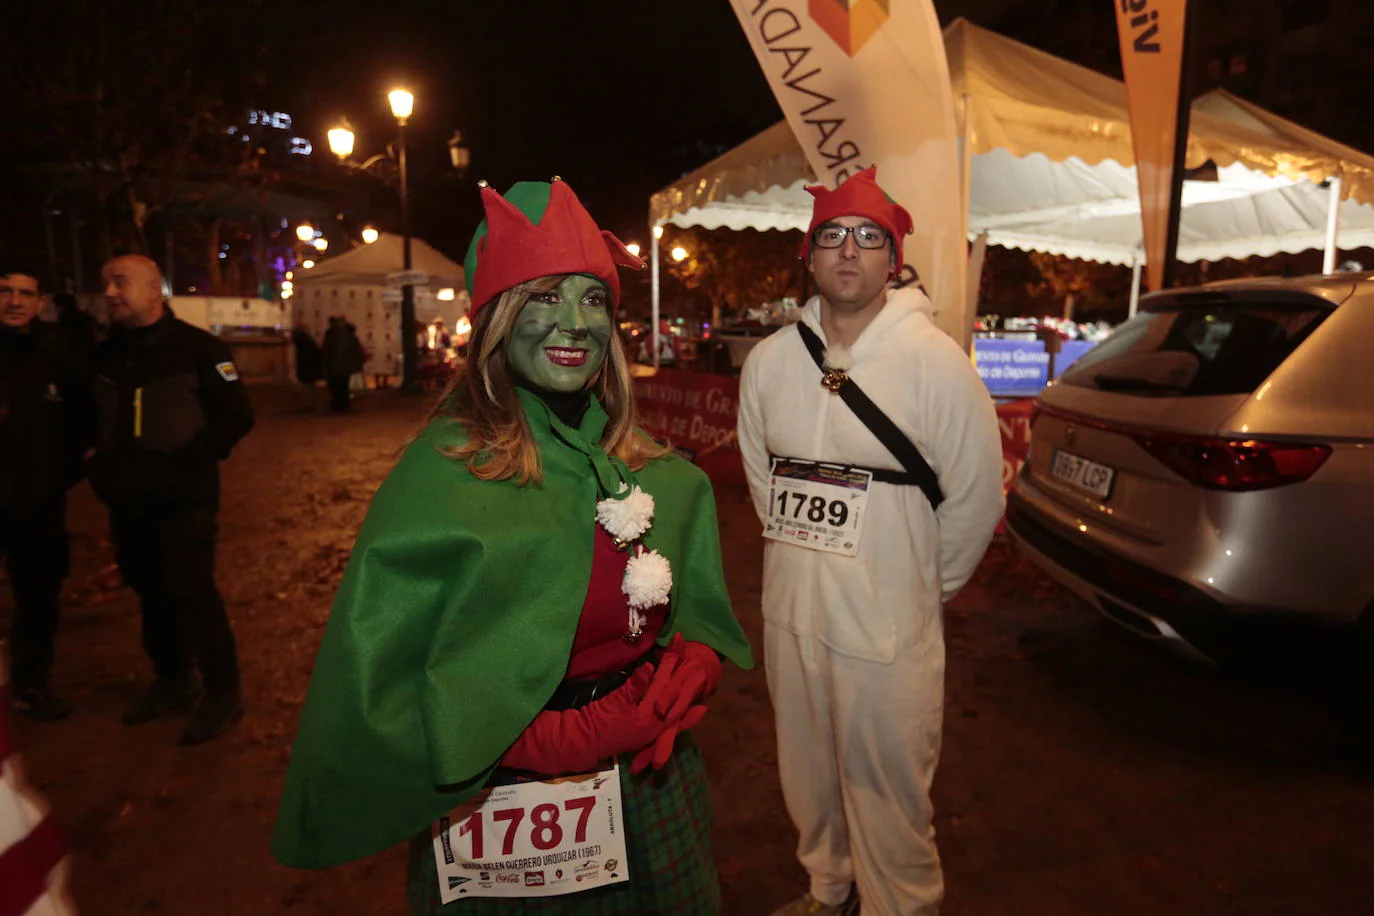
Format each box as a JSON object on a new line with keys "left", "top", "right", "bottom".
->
{"left": 770, "top": 490, "right": 849, "bottom": 527}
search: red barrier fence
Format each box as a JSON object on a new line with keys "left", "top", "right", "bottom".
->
{"left": 633, "top": 370, "right": 1035, "bottom": 503}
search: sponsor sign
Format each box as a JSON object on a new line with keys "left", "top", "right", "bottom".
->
{"left": 974, "top": 339, "right": 1095, "bottom": 397}
{"left": 633, "top": 368, "right": 744, "bottom": 488}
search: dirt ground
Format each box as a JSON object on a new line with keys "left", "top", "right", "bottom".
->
{"left": 5, "top": 386, "right": 1373, "bottom": 915}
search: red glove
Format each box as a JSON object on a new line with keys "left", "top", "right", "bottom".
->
{"left": 652, "top": 634, "right": 722, "bottom": 721}
{"left": 501, "top": 654, "right": 686, "bottom": 777}
{"left": 628, "top": 633, "right": 719, "bottom": 775}
{"left": 631, "top": 705, "right": 708, "bottom": 774}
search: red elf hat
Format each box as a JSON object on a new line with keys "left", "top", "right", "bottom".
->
{"left": 464, "top": 178, "right": 643, "bottom": 317}
{"left": 799, "top": 167, "right": 914, "bottom": 271}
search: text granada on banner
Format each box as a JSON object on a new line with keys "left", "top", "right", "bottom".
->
{"left": 727, "top": 0, "right": 970, "bottom": 349}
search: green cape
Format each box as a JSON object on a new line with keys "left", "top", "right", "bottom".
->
{"left": 272, "top": 390, "right": 753, "bottom": 869}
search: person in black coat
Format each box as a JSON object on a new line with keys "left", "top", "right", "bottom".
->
{"left": 90, "top": 255, "right": 255, "bottom": 745}
{"left": 320, "top": 316, "right": 363, "bottom": 411}
{"left": 1, "top": 270, "right": 90, "bottom": 721}
{"left": 290, "top": 322, "right": 323, "bottom": 411}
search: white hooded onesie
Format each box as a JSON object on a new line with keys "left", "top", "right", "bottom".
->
{"left": 738, "top": 287, "right": 1004, "bottom": 916}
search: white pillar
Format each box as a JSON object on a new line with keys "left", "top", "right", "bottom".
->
{"left": 1322, "top": 176, "right": 1343, "bottom": 275}
{"left": 1128, "top": 257, "right": 1143, "bottom": 319}
{"left": 650, "top": 228, "right": 661, "bottom": 369}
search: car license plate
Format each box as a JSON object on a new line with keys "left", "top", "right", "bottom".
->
{"left": 1050, "top": 449, "right": 1115, "bottom": 498}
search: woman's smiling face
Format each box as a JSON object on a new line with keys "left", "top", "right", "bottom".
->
{"left": 506, "top": 274, "right": 612, "bottom": 392}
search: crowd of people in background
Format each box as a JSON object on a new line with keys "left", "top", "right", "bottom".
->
{"left": 2, "top": 259, "right": 254, "bottom": 742}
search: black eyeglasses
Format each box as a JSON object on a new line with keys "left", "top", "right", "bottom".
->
{"left": 811, "top": 224, "right": 889, "bottom": 250}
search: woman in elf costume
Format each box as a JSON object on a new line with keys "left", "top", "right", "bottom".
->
{"left": 272, "top": 177, "right": 753, "bottom": 914}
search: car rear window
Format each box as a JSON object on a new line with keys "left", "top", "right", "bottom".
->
{"left": 1057, "top": 302, "right": 1330, "bottom": 396}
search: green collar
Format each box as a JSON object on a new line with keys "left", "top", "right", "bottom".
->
{"left": 517, "top": 388, "right": 630, "bottom": 498}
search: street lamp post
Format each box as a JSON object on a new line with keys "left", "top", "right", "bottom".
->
{"left": 388, "top": 89, "right": 419, "bottom": 392}
{"left": 327, "top": 88, "right": 458, "bottom": 394}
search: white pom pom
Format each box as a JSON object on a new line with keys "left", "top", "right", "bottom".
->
{"left": 595, "top": 485, "right": 655, "bottom": 542}
{"left": 623, "top": 549, "right": 672, "bottom": 610}
{"left": 824, "top": 343, "right": 853, "bottom": 371}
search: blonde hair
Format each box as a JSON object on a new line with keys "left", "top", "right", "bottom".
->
{"left": 425, "top": 276, "right": 668, "bottom": 485}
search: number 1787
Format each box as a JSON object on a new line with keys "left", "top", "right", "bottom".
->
{"left": 457, "top": 796, "right": 597, "bottom": 859}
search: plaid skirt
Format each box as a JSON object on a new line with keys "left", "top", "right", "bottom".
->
{"left": 405, "top": 735, "right": 720, "bottom": 915}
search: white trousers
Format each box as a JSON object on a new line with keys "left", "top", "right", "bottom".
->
{"left": 765, "top": 622, "right": 946, "bottom": 916}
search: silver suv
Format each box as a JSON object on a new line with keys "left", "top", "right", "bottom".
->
{"left": 1006, "top": 273, "right": 1374, "bottom": 665}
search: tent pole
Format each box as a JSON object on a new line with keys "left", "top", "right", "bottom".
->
{"left": 966, "top": 231, "right": 988, "bottom": 354}
{"left": 650, "top": 228, "right": 661, "bottom": 369}
{"left": 960, "top": 94, "right": 973, "bottom": 232}
{"left": 1129, "top": 256, "right": 1143, "bottom": 318}
{"left": 1322, "top": 176, "right": 1342, "bottom": 274}
{"left": 960, "top": 93, "right": 974, "bottom": 353}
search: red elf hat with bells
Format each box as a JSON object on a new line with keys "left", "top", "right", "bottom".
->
{"left": 799, "top": 167, "right": 914, "bottom": 275}
{"left": 464, "top": 177, "right": 643, "bottom": 317}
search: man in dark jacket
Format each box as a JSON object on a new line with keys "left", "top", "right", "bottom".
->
{"left": 90, "top": 255, "right": 254, "bottom": 745}
{"left": 1, "top": 270, "right": 89, "bottom": 721}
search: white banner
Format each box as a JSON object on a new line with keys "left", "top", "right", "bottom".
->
{"left": 729, "top": 0, "right": 968, "bottom": 349}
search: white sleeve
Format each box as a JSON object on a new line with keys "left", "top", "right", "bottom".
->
{"left": 736, "top": 349, "right": 772, "bottom": 525}
{"left": 921, "top": 338, "right": 1006, "bottom": 601}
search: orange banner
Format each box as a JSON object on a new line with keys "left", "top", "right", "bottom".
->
{"left": 1114, "top": 0, "right": 1190, "bottom": 292}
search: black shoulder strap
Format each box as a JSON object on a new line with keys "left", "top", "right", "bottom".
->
{"left": 796, "top": 322, "right": 945, "bottom": 510}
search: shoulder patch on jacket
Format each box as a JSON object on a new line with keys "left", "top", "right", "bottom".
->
{"left": 215, "top": 361, "right": 240, "bottom": 382}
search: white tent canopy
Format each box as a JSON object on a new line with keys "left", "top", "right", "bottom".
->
{"left": 651, "top": 18, "right": 1374, "bottom": 272}
{"left": 295, "top": 232, "right": 467, "bottom": 298}
{"left": 293, "top": 233, "right": 469, "bottom": 378}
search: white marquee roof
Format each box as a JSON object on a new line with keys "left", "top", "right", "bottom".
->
{"left": 651, "top": 19, "right": 1374, "bottom": 266}
{"left": 295, "top": 233, "right": 467, "bottom": 289}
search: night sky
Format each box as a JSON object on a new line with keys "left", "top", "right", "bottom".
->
{"left": 279, "top": 3, "right": 793, "bottom": 255}
{"left": 0, "top": 0, "right": 1016, "bottom": 272}
{"left": 273, "top": 1, "right": 1015, "bottom": 257}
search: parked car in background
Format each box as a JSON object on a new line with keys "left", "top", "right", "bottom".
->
{"left": 1006, "top": 272, "right": 1374, "bottom": 667}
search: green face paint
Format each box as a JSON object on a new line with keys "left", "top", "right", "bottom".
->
{"left": 506, "top": 274, "right": 613, "bottom": 392}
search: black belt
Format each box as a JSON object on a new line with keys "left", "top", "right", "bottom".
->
{"left": 544, "top": 653, "right": 653, "bottom": 712}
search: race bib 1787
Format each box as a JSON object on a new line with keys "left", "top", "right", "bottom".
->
{"left": 431, "top": 764, "right": 629, "bottom": 902}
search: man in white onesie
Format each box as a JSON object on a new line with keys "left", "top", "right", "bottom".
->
{"left": 738, "top": 168, "right": 1004, "bottom": 916}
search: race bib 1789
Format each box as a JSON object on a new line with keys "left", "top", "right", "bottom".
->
{"left": 763, "top": 459, "right": 871, "bottom": 557}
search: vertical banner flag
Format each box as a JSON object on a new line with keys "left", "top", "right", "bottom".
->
{"left": 1114, "top": 0, "right": 1190, "bottom": 292}
{"left": 728, "top": 0, "right": 969, "bottom": 350}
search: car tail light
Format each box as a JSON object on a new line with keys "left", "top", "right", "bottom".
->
{"left": 1132, "top": 434, "right": 1331, "bottom": 491}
